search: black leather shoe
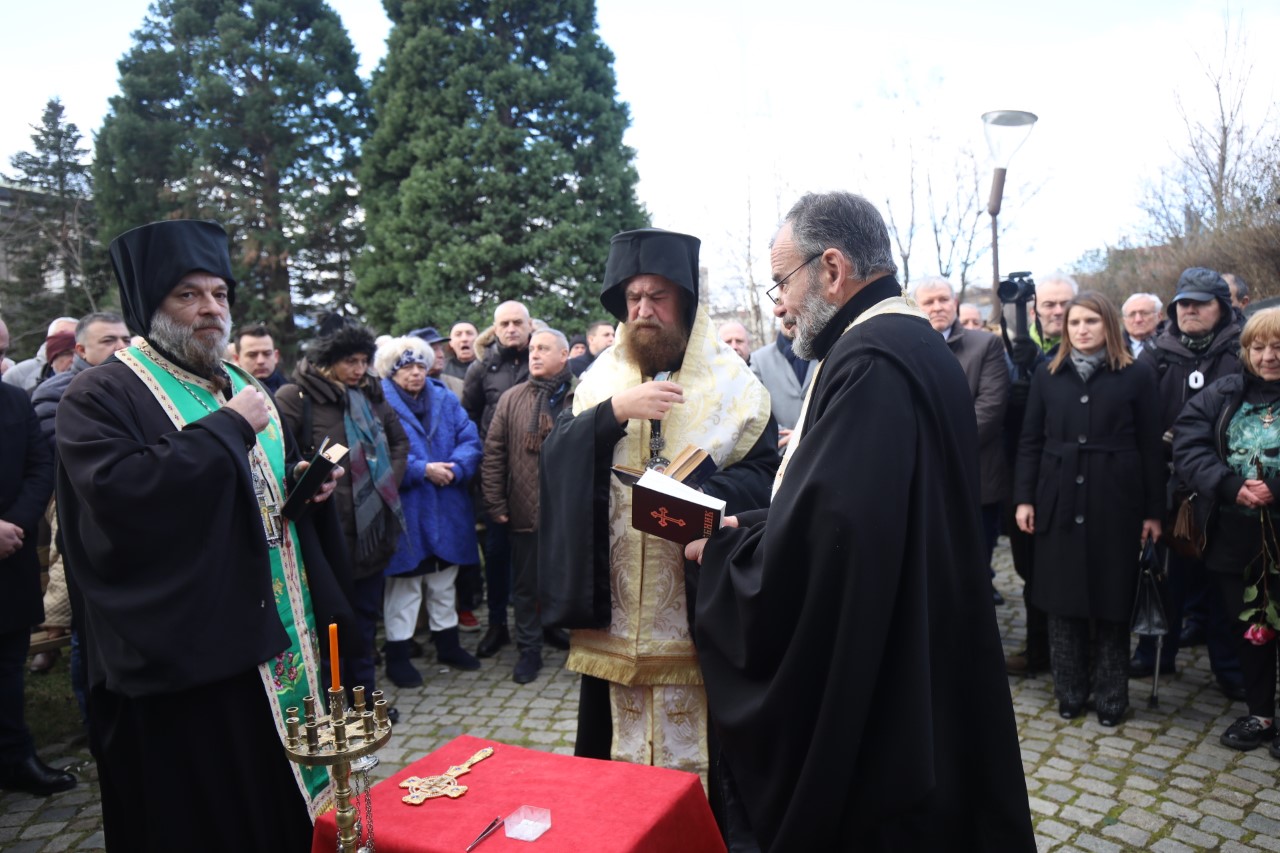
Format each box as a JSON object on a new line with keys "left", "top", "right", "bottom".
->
{"left": 513, "top": 648, "right": 543, "bottom": 684}
{"left": 1217, "top": 679, "right": 1248, "bottom": 702}
{"left": 992, "top": 588, "right": 1005, "bottom": 606}
{"left": 476, "top": 623, "right": 510, "bottom": 659}
{"left": 543, "top": 628, "right": 571, "bottom": 651}
{"left": 1005, "top": 650, "right": 1048, "bottom": 677}
{"left": 1128, "top": 655, "right": 1176, "bottom": 678}
{"left": 1220, "top": 715, "right": 1276, "bottom": 750}
{"left": 1059, "top": 702, "right": 1084, "bottom": 720}
{"left": 1179, "top": 622, "right": 1206, "bottom": 647}
{"left": 0, "top": 755, "right": 77, "bottom": 796}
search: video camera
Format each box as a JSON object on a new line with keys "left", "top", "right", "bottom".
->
{"left": 997, "top": 271, "right": 1035, "bottom": 305}
{"left": 998, "top": 270, "right": 1040, "bottom": 378}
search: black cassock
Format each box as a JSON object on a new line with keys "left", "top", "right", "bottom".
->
{"left": 692, "top": 278, "right": 1035, "bottom": 852}
{"left": 56, "top": 359, "right": 354, "bottom": 852}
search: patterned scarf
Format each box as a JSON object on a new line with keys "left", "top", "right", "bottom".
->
{"left": 1180, "top": 332, "right": 1214, "bottom": 353}
{"left": 1069, "top": 349, "right": 1106, "bottom": 382}
{"left": 343, "top": 387, "right": 406, "bottom": 559}
{"left": 525, "top": 368, "right": 573, "bottom": 452}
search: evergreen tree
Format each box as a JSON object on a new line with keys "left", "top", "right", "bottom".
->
{"left": 1, "top": 98, "right": 110, "bottom": 357}
{"left": 93, "top": 0, "right": 369, "bottom": 354}
{"left": 357, "top": 0, "right": 648, "bottom": 333}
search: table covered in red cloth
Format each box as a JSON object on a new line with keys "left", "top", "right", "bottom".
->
{"left": 312, "top": 735, "right": 725, "bottom": 853}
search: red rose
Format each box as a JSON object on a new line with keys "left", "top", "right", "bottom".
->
{"left": 1244, "top": 623, "right": 1276, "bottom": 646}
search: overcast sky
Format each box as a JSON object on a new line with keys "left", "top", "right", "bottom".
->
{"left": 4, "top": 0, "right": 1277, "bottom": 313}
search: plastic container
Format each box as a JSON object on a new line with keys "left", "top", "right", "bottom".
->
{"left": 503, "top": 805, "right": 551, "bottom": 842}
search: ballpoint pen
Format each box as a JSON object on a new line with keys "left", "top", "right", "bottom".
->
{"left": 465, "top": 816, "right": 503, "bottom": 852}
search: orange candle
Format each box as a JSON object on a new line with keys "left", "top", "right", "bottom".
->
{"left": 329, "top": 622, "right": 340, "bottom": 692}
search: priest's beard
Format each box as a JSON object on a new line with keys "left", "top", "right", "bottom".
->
{"left": 625, "top": 318, "right": 690, "bottom": 378}
{"left": 148, "top": 310, "right": 231, "bottom": 386}
{"left": 787, "top": 273, "right": 839, "bottom": 360}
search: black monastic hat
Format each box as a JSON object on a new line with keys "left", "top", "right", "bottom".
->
{"left": 108, "top": 220, "right": 237, "bottom": 336}
{"left": 601, "top": 229, "right": 701, "bottom": 328}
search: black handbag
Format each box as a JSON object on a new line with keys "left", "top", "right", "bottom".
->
{"left": 1130, "top": 537, "right": 1168, "bottom": 637}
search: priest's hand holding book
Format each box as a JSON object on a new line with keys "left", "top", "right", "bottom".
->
{"left": 611, "top": 379, "right": 684, "bottom": 423}
{"left": 294, "top": 459, "right": 343, "bottom": 505}
{"left": 684, "top": 515, "right": 738, "bottom": 565}
{"left": 284, "top": 437, "right": 348, "bottom": 517}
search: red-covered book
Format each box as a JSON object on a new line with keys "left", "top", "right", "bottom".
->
{"left": 630, "top": 469, "right": 725, "bottom": 545}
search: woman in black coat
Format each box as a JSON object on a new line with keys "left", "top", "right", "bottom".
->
{"left": 1173, "top": 309, "right": 1280, "bottom": 757}
{"left": 1015, "top": 291, "right": 1164, "bottom": 725}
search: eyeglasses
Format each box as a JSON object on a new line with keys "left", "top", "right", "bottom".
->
{"left": 1124, "top": 310, "right": 1157, "bottom": 319}
{"left": 766, "top": 253, "right": 822, "bottom": 305}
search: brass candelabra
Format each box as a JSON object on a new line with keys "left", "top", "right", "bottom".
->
{"left": 283, "top": 686, "right": 393, "bottom": 853}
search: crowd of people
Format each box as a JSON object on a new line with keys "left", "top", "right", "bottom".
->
{"left": 0, "top": 193, "right": 1276, "bottom": 851}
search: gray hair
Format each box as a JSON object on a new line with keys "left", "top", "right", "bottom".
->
{"left": 374, "top": 335, "right": 435, "bottom": 378}
{"left": 1039, "top": 271, "right": 1079, "bottom": 296}
{"left": 910, "top": 276, "right": 955, "bottom": 301}
{"left": 1121, "top": 292, "right": 1163, "bottom": 314}
{"left": 781, "top": 191, "right": 898, "bottom": 282}
{"left": 75, "top": 311, "right": 126, "bottom": 343}
{"left": 532, "top": 328, "right": 569, "bottom": 351}
{"left": 47, "top": 316, "right": 77, "bottom": 336}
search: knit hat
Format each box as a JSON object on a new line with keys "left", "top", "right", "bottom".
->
{"left": 44, "top": 330, "right": 76, "bottom": 364}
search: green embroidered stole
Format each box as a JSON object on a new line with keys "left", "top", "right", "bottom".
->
{"left": 117, "top": 344, "right": 333, "bottom": 818}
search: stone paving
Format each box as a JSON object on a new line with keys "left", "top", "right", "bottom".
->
{"left": 4, "top": 540, "right": 1280, "bottom": 851}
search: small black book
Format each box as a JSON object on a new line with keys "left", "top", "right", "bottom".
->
{"left": 281, "top": 438, "right": 348, "bottom": 520}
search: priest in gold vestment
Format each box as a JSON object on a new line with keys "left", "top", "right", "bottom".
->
{"left": 538, "top": 228, "right": 777, "bottom": 793}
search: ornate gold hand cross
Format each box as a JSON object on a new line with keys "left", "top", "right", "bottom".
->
{"left": 399, "top": 747, "right": 495, "bottom": 805}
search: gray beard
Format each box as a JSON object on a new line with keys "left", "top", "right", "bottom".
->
{"left": 148, "top": 310, "right": 230, "bottom": 380}
{"left": 790, "top": 281, "right": 840, "bottom": 361}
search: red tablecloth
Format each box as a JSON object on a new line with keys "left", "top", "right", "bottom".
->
{"left": 312, "top": 735, "right": 725, "bottom": 853}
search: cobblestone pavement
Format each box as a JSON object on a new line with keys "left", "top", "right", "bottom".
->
{"left": 4, "top": 540, "right": 1280, "bottom": 851}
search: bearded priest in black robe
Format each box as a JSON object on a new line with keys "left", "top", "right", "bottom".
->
{"left": 539, "top": 228, "right": 778, "bottom": 787}
{"left": 684, "top": 193, "right": 1034, "bottom": 852}
{"left": 56, "top": 220, "right": 354, "bottom": 851}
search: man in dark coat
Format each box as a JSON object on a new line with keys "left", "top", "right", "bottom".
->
{"left": 233, "top": 324, "right": 288, "bottom": 394}
{"left": 56, "top": 220, "right": 353, "bottom": 850}
{"left": 567, "top": 319, "right": 615, "bottom": 376}
{"left": 482, "top": 328, "right": 576, "bottom": 685}
{"left": 1132, "top": 267, "right": 1246, "bottom": 697}
{"left": 914, "top": 276, "right": 1010, "bottom": 604}
{"left": 684, "top": 192, "right": 1034, "bottom": 852}
{"left": 538, "top": 228, "right": 778, "bottom": 794}
{"left": 463, "top": 301, "right": 533, "bottom": 658}
{"left": 0, "top": 322, "right": 75, "bottom": 796}
{"left": 29, "top": 311, "right": 130, "bottom": 691}
{"left": 443, "top": 321, "right": 478, "bottom": 382}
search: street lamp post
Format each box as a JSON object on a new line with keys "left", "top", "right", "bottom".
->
{"left": 982, "top": 110, "right": 1038, "bottom": 315}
